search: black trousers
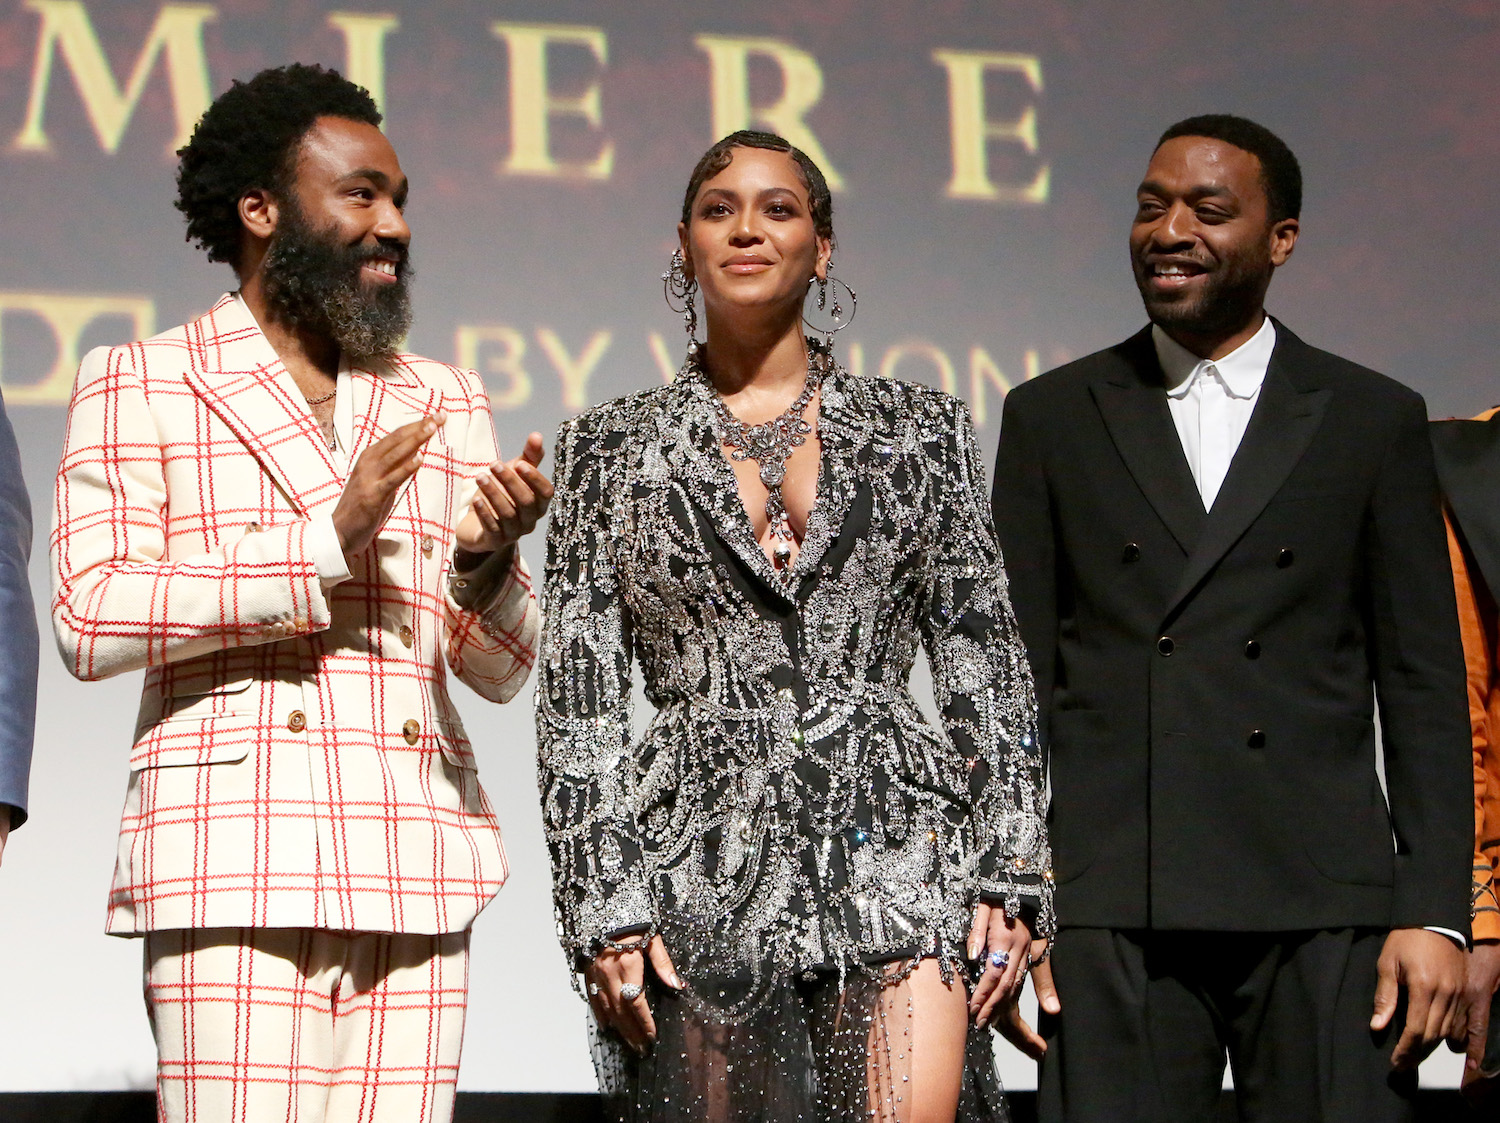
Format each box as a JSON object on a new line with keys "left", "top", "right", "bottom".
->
{"left": 1036, "top": 928, "right": 1418, "bottom": 1123}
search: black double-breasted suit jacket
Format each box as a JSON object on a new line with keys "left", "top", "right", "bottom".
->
{"left": 992, "top": 320, "right": 1472, "bottom": 935}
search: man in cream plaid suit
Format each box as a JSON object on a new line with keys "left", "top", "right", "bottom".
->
{"left": 50, "top": 65, "right": 549, "bottom": 1122}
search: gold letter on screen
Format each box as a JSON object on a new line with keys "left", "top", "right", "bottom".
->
{"left": 695, "top": 34, "right": 845, "bottom": 191}
{"left": 0, "top": 292, "right": 155, "bottom": 405}
{"left": 328, "top": 11, "right": 400, "bottom": 114}
{"left": 932, "top": 48, "right": 1049, "bottom": 204}
{"left": 14, "top": 0, "right": 215, "bottom": 156}
{"left": 493, "top": 22, "right": 614, "bottom": 180}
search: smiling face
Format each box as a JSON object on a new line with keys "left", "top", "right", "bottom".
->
{"left": 678, "top": 145, "right": 831, "bottom": 326}
{"left": 1130, "top": 135, "right": 1298, "bottom": 355}
{"left": 258, "top": 115, "right": 414, "bottom": 360}
{"left": 287, "top": 115, "right": 410, "bottom": 282}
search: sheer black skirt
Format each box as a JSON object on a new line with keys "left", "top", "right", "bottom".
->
{"left": 591, "top": 966, "right": 1012, "bottom": 1123}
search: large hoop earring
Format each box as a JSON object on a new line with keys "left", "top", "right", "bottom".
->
{"left": 662, "top": 249, "right": 702, "bottom": 357}
{"left": 802, "top": 261, "right": 857, "bottom": 342}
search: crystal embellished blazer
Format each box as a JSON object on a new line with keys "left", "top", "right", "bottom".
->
{"left": 536, "top": 360, "right": 1052, "bottom": 995}
{"left": 51, "top": 294, "right": 538, "bottom": 936}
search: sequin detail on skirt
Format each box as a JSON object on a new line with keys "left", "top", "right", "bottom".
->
{"left": 592, "top": 969, "right": 1012, "bottom": 1123}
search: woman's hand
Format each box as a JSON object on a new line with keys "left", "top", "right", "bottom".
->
{"left": 995, "top": 937, "right": 1059, "bottom": 1060}
{"left": 966, "top": 902, "right": 1032, "bottom": 1030}
{"left": 584, "top": 935, "right": 684, "bottom": 1055}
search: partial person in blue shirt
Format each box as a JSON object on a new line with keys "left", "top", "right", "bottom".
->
{"left": 0, "top": 385, "right": 37, "bottom": 864}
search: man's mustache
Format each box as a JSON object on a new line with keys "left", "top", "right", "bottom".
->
{"left": 351, "top": 238, "right": 410, "bottom": 270}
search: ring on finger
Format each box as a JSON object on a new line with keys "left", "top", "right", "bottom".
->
{"left": 989, "top": 949, "right": 1010, "bottom": 971}
{"left": 588, "top": 981, "right": 601, "bottom": 997}
{"left": 619, "top": 982, "right": 643, "bottom": 1001}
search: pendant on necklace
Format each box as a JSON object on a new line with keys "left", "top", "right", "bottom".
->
{"left": 706, "top": 347, "right": 824, "bottom": 581}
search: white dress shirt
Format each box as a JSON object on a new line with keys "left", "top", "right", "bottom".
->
{"left": 1153, "top": 315, "right": 1467, "bottom": 949}
{"left": 1155, "top": 316, "right": 1275, "bottom": 510}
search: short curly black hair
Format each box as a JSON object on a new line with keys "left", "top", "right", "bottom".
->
{"left": 1156, "top": 114, "right": 1302, "bottom": 224}
{"left": 176, "top": 64, "right": 381, "bottom": 269}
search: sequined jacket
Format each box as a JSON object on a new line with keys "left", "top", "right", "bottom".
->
{"left": 536, "top": 361, "right": 1052, "bottom": 996}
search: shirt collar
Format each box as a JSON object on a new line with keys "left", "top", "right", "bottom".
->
{"left": 1154, "top": 316, "right": 1276, "bottom": 400}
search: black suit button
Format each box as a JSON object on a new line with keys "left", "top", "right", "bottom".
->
{"left": 1157, "top": 636, "right": 1175, "bottom": 656}
{"left": 1247, "top": 729, "right": 1266, "bottom": 749}
{"left": 1122, "top": 543, "right": 1141, "bottom": 563}
{"left": 1245, "top": 640, "right": 1261, "bottom": 659}
{"left": 1276, "top": 549, "right": 1295, "bottom": 568}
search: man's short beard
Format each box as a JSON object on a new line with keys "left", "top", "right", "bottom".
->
{"left": 1135, "top": 253, "right": 1271, "bottom": 343}
{"left": 260, "top": 199, "right": 413, "bottom": 363}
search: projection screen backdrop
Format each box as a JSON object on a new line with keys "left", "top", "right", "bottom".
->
{"left": 0, "top": 0, "right": 1495, "bottom": 1092}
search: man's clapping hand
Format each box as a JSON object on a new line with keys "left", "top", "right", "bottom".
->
{"left": 333, "top": 413, "right": 445, "bottom": 561}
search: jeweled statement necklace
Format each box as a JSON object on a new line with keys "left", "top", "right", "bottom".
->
{"left": 709, "top": 351, "right": 825, "bottom": 574}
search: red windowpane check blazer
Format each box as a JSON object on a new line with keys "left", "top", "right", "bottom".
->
{"left": 51, "top": 294, "right": 538, "bottom": 935}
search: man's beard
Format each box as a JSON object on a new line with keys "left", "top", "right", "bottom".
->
{"left": 1133, "top": 249, "right": 1269, "bottom": 342}
{"left": 260, "top": 202, "right": 413, "bottom": 363}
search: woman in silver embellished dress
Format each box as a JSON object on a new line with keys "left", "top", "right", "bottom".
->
{"left": 535, "top": 130, "right": 1053, "bottom": 1123}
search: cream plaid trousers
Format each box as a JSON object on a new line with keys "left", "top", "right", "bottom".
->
{"left": 145, "top": 927, "right": 469, "bottom": 1123}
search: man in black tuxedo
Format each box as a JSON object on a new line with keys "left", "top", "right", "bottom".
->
{"left": 992, "top": 115, "right": 1472, "bottom": 1121}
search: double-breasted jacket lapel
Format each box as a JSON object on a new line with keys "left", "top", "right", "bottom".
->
{"left": 1164, "top": 327, "right": 1331, "bottom": 617}
{"left": 671, "top": 373, "right": 794, "bottom": 602}
{"left": 1431, "top": 411, "right": 1500, "bottom": 601}
{"left": 346, "top": 356, "right": 441, "bottom": 469}
{"left": 1089, "top": 329, "right": 1206, "bottom": 555}
{"left": 184, "top": 296, "right": 344, "bottom": 517}
{"left": 1088, "top": 323, "right": 1334, "bottom": 621}
{"left": 182, "top": 295, "right": 439, "bottom": 520}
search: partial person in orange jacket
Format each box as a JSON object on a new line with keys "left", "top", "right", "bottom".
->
{"left": 1432, "top": 408, "right": 1500, "bottom": 1106}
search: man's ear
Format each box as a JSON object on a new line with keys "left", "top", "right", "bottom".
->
{"left": 239, "top": 188, "right": 278, "bottom": 242}
{"left": 1269, "top": 217, "right": 1299, "bottom": 268}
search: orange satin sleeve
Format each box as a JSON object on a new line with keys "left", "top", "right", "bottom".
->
{"left": 1446, "top": 511, "right": 1500, "bottom": 941}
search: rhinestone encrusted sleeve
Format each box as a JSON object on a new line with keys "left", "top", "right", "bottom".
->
{"left": 919, "top": 398, "right": 1053, "bottom": 934}
{"left": 535, "top": 413, "right": 656, "bottom": 963}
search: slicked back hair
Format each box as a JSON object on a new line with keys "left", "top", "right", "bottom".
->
{"left": 1156, "top": 114, "right": 1302, "bottom": 224}
{"left": 176, "top": 63, "right": 382, "bottom": 269}
{"left": 680, "top": 130, "right": 835, "bottom": 245}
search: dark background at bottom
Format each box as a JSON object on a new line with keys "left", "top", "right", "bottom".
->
{"left": 0, "top": 1091, "right": 1486, "bottom": 1122}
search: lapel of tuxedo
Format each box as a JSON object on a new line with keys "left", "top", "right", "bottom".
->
{"left": 1088, "top": 328, "right": 1206, "bottom": 555}
{"left": 183, "top": 294, "right": 344, "bottom": 516}
{"left": 1163, "top": 323, "right": 1332, "bottom": 618}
